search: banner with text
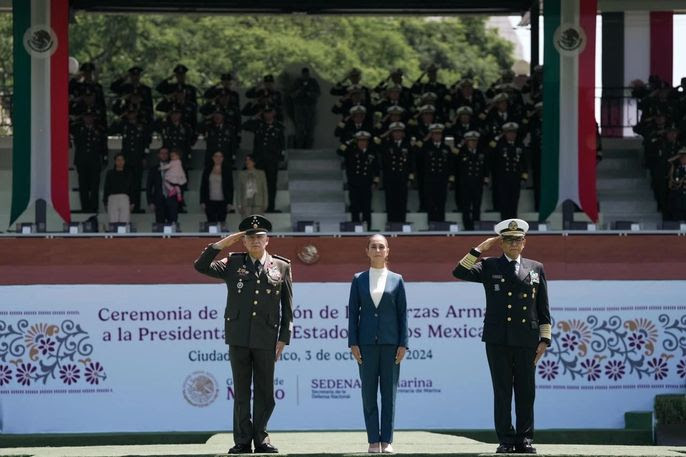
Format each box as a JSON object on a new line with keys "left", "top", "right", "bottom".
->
{"left": 0, "top": 281, "right": 684, "bottom": 433}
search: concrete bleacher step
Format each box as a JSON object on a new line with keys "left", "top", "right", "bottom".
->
{"left": 289, "top": 179, "right": 342, "bottom": 192}
{"left": 595, "top": 138, "right": 663, "bottom": 226}
{"left": 597, "top": 177, "right": 648, "bottom": 191}
{"left": 602, "top": 149, "right": 643, "bottom": 159}
{"left": 598, "top": 190, "right": 654, "bottom": 203}
{"left": 287, "top": 148, "right": 336, "bottom": 160}
{"left": 599, "top": 156, "right": 643, "bottom": 171}
{"left": 597, "top": 167, "right": 646, "bottom": 179}
{"left": 289, "top": 159, "right": 338, "bottom": 172}
{"left": 290, "top": 168, "right": 342, "bottom": 180}
{"left": 602, "top": 137, "right": 643, "bottom": 151}
{"left": 290, "top": 189, "right": 342, "bottom": 203}
{"left": 288, "top": 148, "right": 347, "bottom": 230}
{"left": 290, "top": 201, "right": 345, "bottom": 214}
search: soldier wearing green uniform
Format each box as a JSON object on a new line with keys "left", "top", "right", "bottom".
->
{"left": 452, "top": 219, "right": 551, "bottom": 455}
{"left": 194, "top": 215, "right": 293, "bottom": 454}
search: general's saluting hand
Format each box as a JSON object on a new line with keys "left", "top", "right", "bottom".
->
{"left": 212, "top": 231, "right": 246, "bottom": 250}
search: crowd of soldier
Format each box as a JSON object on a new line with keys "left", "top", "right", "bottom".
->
{"left": 631, "top": 74, "right": 686, "bottom": 222}
{"left": 69, "top": 63, "right": 320, "bottom": 228}
{"left": 332, "top": 64, "right": 544, "bottom": 230}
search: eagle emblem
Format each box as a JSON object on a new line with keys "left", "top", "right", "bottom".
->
{"left": 554, "top": 23, "right": 587, "bottom": 56}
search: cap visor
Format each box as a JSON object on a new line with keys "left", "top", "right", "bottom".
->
{"left": 500, "top": 231, "right": 525, "bottom": 237}
{"left": 244, "top": 229, "right": 268, "bottom": 235}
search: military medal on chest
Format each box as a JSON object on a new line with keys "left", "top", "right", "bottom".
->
{"left": 267, "top": 263, "right": 281, "bottom": 281}
{"left": 529, "top": 271, "right": 540, "bottom": 284}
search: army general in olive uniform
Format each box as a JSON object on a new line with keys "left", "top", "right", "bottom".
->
{"left": 194, "top": 215, "right": 293, "bottom": 454}
{"left": 453, "top": 219, "right": 551, "bottom": 455}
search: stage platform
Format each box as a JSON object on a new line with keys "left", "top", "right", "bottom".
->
{"left": 0, "top": 431, "right": 684, "bottom": 457}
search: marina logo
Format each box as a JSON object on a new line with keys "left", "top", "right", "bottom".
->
{"left": 183, "top": 371, "right": 218, "bottom": 407}
{"left": 23, "top": 25, "right": 58, "bottom": 58}
{"left": 553, "top": 23, "right": 586, "bottom": 57}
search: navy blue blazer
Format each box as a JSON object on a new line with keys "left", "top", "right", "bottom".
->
{"left": 347, "top": 270, "right": 409, "bottom": 348}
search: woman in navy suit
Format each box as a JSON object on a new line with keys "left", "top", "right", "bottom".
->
{"left": 348, "top": 234, "right": 408, "bottom": 453}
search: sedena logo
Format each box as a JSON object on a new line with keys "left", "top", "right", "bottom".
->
{"left": 23, "top": 25, "right": 58, "bottom": 58}
{"left": 183, "top": 371, "right": 219, "bottom": 407}
{"left": 553, "top": 23, "right": 587, "bottom": 57}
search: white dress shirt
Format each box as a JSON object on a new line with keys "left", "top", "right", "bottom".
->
{"left": 369, "top": 267, "right": 389, "bottom": 308}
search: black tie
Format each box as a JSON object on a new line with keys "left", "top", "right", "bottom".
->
{"left": 255, "top": 260, "right": 262, "bottom": 276}
{"left": 509, "top": 260, "right": 517, "bottom": 277}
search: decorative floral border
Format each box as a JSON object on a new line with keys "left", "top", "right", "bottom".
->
{"left": 539, "top": 314, "right": 686, "bottom": 383}
{"left": 0, "top": 319, "right": 106, "bottom": 387}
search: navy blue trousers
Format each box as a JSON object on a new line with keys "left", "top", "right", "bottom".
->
{"left": 485, "top": 343, "right": 536, "bottom": 445}
{"left": 358, "top": 344, "right": 400, "bottom": 443}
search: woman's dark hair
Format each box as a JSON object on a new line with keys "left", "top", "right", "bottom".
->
{"left": 367, "top": 233, "right": 389, "bottom": 248}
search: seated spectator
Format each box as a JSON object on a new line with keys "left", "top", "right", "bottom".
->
{"left": 236, "top": 154, "right": 268, "bottom": 219}
{"left": 146, "top": 148, "right": 179, "bottom": 224}
{"left": 200, "top": 151, "right": 234, "bottom": 224}
{"left": 103, "top": 153, "right": 134, "bottom": 225}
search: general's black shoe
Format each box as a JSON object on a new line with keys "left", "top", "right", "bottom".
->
{"left": 228, "top": 443, "right": 252, "bottom": 454}
{"left": 514, "top": 443, "right": 537, "bottom": 454}
{"left": 496, "top": 444, "right": 515, "bottom": 453}
{"left": 253, "top": 442, "right": 278, "bottom": 453}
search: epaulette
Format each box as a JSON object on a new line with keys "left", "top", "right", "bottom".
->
{"left": 337, "top": 121, "right": 345, "bottom": 128}
{"left": 415, "top": 140, "right": 423, "bottom": 148}
{"left": 338, "top": 144, "right": 348, "bottom": 151}
{"left": 489, "top": 140, "right": 497, "bottom": 148}
{"left": 478, "top": 113, "right": 487, "bottom": 120}
{"left": 271, "top": 254, "right": 291, "bottom": 263}
{"left": 373, "top": 136, "right": 382, "bottom": 144}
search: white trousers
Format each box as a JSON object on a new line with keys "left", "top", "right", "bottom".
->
{"left": 107, "top": 194, "right": 130, "bottom": 224}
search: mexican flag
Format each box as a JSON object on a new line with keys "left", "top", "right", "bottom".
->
{"left": 10, "top": 0, "right": 70, "bottom": 225}
{"left": 540, "top": 0, "right": 598, "bottom": 222}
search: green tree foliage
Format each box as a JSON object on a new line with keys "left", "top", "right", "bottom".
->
{"left": 0, "top": 13, "right": 513, "bottom": 92}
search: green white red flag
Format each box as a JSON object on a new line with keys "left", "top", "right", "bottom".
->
{"left": 541, "top": 0, "right": 598, "bottom": 222}
{"left": 10, "top": 0, "right": 70, "bottom": 225}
